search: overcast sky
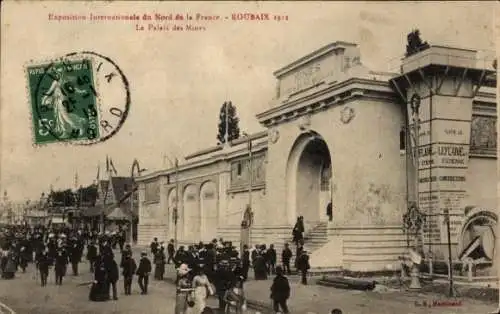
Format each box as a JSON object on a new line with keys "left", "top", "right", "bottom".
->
{"left": 0, "top": 1, "right": 496, "bottom": 202}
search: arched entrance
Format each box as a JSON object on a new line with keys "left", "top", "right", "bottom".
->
{"left": 183, "top": 184, "right": 200, "bottom": 242}
{"left": 286, "top": 132, "right": 333, "bottom": 226}
{"left": 200, "top": 181, "right": 217, "bottom": 241}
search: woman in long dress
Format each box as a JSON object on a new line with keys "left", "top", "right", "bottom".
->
{"left": 3, "top": 247, "right": 17, "bottom": 279}
{"left": 175, "top": 263, "right": 193, "bottom": 314}
{"left": 191, "top": 265, "right": 214, "bottom": 314}
{"left": 89, "top": 255, "right": 109, "bottom": 302}
{"left": 154, "top": 246, "right": 166, "bottom": 280}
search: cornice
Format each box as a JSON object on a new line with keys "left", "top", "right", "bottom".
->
{"left": 257, "top": 78, "right": 397, "bottom": 127}
{"left": 137, "top": 140, "right": 268, "bottom": 183}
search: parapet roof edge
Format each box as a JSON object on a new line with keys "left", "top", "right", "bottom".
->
{"left": 273, "top": 41, "right": 357, "bottom": 78}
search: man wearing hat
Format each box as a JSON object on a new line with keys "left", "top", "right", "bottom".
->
{"left": 120, "top": 244, "right": 132, "bottom": 266}
{"left": 69, "top": 237, "right": 82, "bottom": 276}
{"left": 241, "top": 245, "right": 250, "bottom": 281}
{"left": 296, "top": 250, "right": 310, "bottom": 285}
{"left": 54, "top": 242, "right": 69, "bottom": 285}
{"left": 86, "top": 240, "right": 98, "bottom": 273}
{"left": 121, "top": 250, "right": 137, "bottom": 296}
{"left": 214, "top": 259, "right": 236, "bottom": 310}
{"left": 166, "top": 239, "right": 175, "bottom": 265}
{"left": 150, "top": 237, "right": 159, "bottom": 256}
{"left": 136, "top": 252, "right": 152, "bottom": 295}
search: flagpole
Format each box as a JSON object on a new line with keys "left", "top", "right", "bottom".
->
{"left": 248, "top": 136, "right": 253, "bottom": 247}
{"left": 102, "top": 156, "right": 110, "bottom": 234}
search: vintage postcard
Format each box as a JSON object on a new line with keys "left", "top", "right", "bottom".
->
{"left": 0, "top": 1, "right": 498, "bottom": 313}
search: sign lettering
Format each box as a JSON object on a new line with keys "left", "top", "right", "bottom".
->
{"left": 418, "top": 144, "right": 469, "bottom": 168}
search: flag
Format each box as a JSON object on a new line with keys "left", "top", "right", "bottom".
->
{"left": 109, "top": 158, "right": 117, "bottom": 175}
{"left": 175, "top": 157, "right": 179, "bottom": 168}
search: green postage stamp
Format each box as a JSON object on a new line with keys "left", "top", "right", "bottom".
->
{"left": 26, "top": 52, "right": 130, "bottom": 145}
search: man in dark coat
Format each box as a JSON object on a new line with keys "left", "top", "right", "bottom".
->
{"left": 37, "top": 247, "right": 51, "bottom": 287}
{"left": 270, "top": 266, "right": 290, "bottom": 314}
{"left": 296, "top": 250, "right": 310, "bottom": 285}
{"left": 282, "top": 243, "right": 292, "bottom": 275}
{"left": 105, "top": 254, "right": 119, "bottom": 300}
{"left": 47, "top": 237, "right": 57, "bottom": 265}
{"left": 120, "top": 244, "right": 132, "bottom": 266}
{"left": 153, "top": 246, "right": 166, "bottom": 280}
{"left": 295, "top": 241, "right": 304, "bottom": 270}
{"left": 292, "top": 216, "right": 304, "bottom": 245}
{"left": 241, "top": 245, "right": 250, "bottom": 281}
{"left": 254, "top": 246, "right": 267, "bottom": 280}
{"left": 118, "top": 229, "right": 126, "bottom": 252}
{"left": 120, "top": 251, "right": 137, "bottom": 295}
{"left": 69, "top": 239, "right": 82, "bottom": 276}
{"left": 205, "top": 243, "right": 216, "bottom": 282}
{"left": 18, "top": 238, "right": 31, "bottom": 272}
{"left": 100, "top": 241, "right": 114, "bottom": 259}
{"left": 54, "top": 244, "right": 69, "bottom": 285}
{"left": 251, "top": 244, "right": 259, "bottom": 265}
{"left": 86, "top": 241, "right": 98, "bottom": 273}
{"left": 266, "top": 244, "right": 277, "bottom": 275}
{"left": 150, "top": 238, "right": 159, "bottom": 256}
{"left": 136, "top": 252, "right": 152, "bottom": 295}
{"left": 173, "top": 246, "right": 186, "bottom": 268}
{"left": 326, "top": 201, "right": 333, "bottom": 221}
{"left": 167, "top": 239, "right": 175, "bottom": 264}
{"left": 214, "top": 260, "right": 236, "bottom": 310}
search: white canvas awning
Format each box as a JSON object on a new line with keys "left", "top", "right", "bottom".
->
{"left": 106, "top": 207, "right": 130, "bottom": 220}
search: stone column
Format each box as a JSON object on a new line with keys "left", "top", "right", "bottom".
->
{"left": 159, "top": 175, "right": 168, "bottom": 240}
{"left": 218, "top": 170, "right": 230, "bottom": 227}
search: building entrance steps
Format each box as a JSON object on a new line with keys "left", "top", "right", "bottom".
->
{"left": 274, "top": 221, "right": 330, "bottom": 267}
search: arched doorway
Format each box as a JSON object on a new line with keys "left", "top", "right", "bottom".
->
{"left": 200, "top": 181, "right": 217, "bottom": 241}
{"left": 286, "top": 132, "right": 333, "bottom": 226}
{"left": 183, "top": 184, "right": 200, "bottom": 242}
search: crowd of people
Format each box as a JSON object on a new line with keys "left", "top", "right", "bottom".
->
{"left": 149, "top": 237, "right": 294, "bottom": 314}
{"left": 0, "top": 221, "right": 338, "bottom": 314}
{"left": 145, "top": 229, "right": 312, "bottom": 314}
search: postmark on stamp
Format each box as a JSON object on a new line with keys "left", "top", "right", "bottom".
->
{"left": 26, "top": 51, "right": 130, "bottom": 145}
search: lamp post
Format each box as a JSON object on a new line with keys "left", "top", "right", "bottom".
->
{"left": 405, "top": 93, "right": 423, "bottom": 290}
{"left": 410, "top": 93, "right": 421, "bottom": 229}
{"left": 166, "top": 155, "right": 180, "bottom": 250}
{"left": 131, "top": 159, "right": 147, "bottom": 244}
{"left": 444, "top": 208, "right": 455, "bottom": 297}
{"left": 242, "top": 132, "right": 254, "bottom": 248}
